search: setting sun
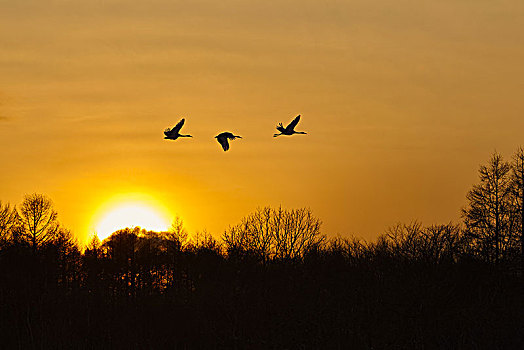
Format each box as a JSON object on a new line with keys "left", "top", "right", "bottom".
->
{"left": 91, "top": 195, "right": 172, "bottom": 240}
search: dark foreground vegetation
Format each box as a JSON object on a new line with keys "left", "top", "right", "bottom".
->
{"left": 1, "top": 149, "right": 523, "bottom": 349}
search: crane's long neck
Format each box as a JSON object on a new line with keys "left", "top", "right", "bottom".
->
{"left": 295, "top": 131, "right": 307, "bottom": 134}
{"left": 179, "top": 134, "right": 192, "bottom": 137}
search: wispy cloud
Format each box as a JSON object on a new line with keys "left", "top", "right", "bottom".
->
{"left": 0, "top": 116, "right": 9, "bottom": 122}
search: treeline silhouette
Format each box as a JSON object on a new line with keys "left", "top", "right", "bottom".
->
{"left": 0, "top": 149, "right": 523, "bottom": 349}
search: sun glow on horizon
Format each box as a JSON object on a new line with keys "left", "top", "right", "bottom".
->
{"left": 91, "top": 194, "right": 172, "bottom": 241}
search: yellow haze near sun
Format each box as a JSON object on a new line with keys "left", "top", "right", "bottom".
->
{"left": 91, "top": 194, "right": 171, "bottom": 241}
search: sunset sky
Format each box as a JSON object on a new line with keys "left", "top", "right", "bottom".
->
{"left": 1, "top": 0, "right": 523, "bottom": 243}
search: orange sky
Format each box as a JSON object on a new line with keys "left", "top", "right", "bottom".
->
{"left": 1, "top": 0, "right": 523, "bottom": 243}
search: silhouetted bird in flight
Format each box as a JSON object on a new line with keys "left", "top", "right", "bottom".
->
{"left": 273, "top": 115, "right": 307, "bottom": 137}
{"left": 215, "top": 132, "right": 242, "bottom": 151}
{"left": 164, "top": 118, "right": 192, "bottom": 140}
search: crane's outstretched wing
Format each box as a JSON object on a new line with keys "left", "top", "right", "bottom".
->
{"left": 276, "top": 123, "right": 286, "bottom": 133}
{"left": 286, "top": 115, "right": 301, "bottom": 131}
{"left": 171, "top": 118, "right": 185, "bottom": 133}
{"left": 216, "top": 135, "right": 230, "bottom": 151}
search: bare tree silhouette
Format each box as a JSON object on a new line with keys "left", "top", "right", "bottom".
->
{"left": 86, "top": 233, "right": 101, "bottom": 252}
{"left": 224, "top": 207, "right": 275, "bottom": 261}
{"left": 18, "top": 193, "right": 59, "bottom": 254}
{"left": 223, "top": 206, "right": 324, "bottom": 260}
{"left": 0, "top": 201, "right": 18, "bottom": 246}
{"left": 165, "top": 216, "right": 188, "bottom": 249}
{"left": 511, "top": 147, "right": 524, "bottom": 273}
{"left": 385, "top": 222, "right": 463, "bottom": 264}
{"left": 462, "top": 153, "right": 517, "bottom": 263}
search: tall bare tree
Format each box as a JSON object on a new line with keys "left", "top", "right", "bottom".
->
{"left": 164, "top": 216, "right": 188, "bottom": 250}
{"left": 511, "top": 147, "right": 524, "bottom": 271}
{"left": 18, "top": 193, "right": 58, "bottom": 253}
{"left": 462, "top": 153, "right": 516, "bottom": 263}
